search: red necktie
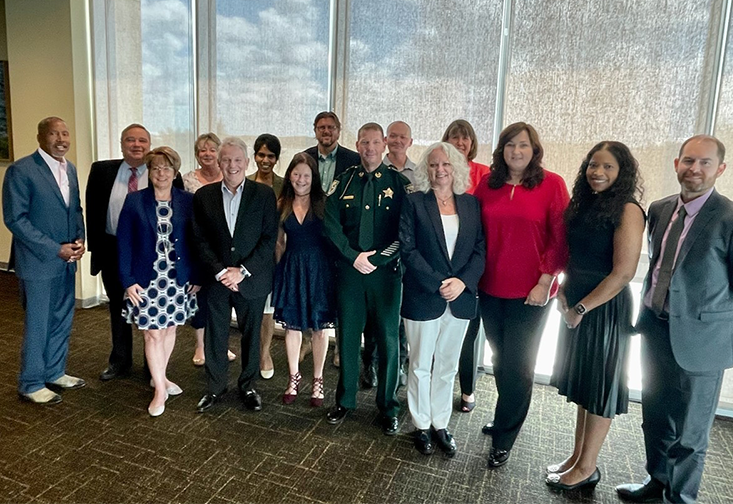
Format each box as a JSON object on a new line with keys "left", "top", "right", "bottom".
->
{"left": 128, "top": 166, "right": 138, "bottom": 193}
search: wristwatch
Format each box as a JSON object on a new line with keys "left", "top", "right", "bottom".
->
{"left": 573, "top": 303, "right": 587, "bottom": 316}
{"left": 239, "top": 265, "right": 251, "bottom": 279}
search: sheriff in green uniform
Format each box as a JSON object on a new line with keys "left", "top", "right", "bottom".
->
{"left": 324, "top": 122, "right": 412, "bottom": 435}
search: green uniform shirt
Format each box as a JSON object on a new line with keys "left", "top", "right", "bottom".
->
{"left": 324, "top": 163, "right": 413, "bottom": 267}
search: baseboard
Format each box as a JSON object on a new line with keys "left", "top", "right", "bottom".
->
{"left": 76, "top": 296, "right": 102, "bottom": 309}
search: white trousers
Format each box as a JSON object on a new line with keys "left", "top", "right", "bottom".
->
{"left": 404, "top": 307, "right": 470, "bottom": 430}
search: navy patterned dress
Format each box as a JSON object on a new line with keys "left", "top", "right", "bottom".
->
{"left": 272, "top": 211, "right": 336, "bottom": 331}
{"left": 124, "top": 201, "right": 198, "bottom": 329}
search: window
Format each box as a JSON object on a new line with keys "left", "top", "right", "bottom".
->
{"left": 204, "top": 0, "right": 330, "bottom": 169}
{"left": 92, "top": 0, "right": 195, "bottom": 169}
{"left": 340, "top": 0, "right": 503, "bottom": 161}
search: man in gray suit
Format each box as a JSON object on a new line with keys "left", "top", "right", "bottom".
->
{"left": 616, "top": 135, "right": 733, "bottom": 503}
{"left": 2, "top": 117, "right": 86, "bottom": 404}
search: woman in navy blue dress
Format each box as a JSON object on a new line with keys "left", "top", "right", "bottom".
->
{"left": 272, "top": 153, "right": 336, "bottom": 406}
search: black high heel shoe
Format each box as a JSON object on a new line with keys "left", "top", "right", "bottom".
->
{"left": 545, "top": 468, "right": 601, "bottom": 491}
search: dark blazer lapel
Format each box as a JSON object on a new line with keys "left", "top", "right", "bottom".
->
{"left": 210, "top": 183, "right": 227, "bottom": 234}
{"left": 652, "top": 199, "right": 677, "bottom": 262}
{"left": 67, "top": 163, "right": 80, "bottom": 206}
{"left": 142, "top": 188, "right": 158, "bottom": 234}
{"left": 426, "top": 191, "right": 450, "bottom": 263}
{"left": 450, "top": 194, "right": 469, "bottom": 266}
{"left": 33, "top": 151, "right": 66, "bottom": 207}
{"left": 170, "top": 187, "right": 185, "bottom": 231}
{"left": 675, "top": 191, "right": 720, "bottom": 268}
{"left": 232, "top": 180, "right": 256, "bottom": 241}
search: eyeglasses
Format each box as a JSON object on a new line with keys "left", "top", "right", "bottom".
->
{"left": 316, "top": 125, "right": 338, "bottom": 132}
{"left": 151, "top": 165, "right": 174, "bottom": 172}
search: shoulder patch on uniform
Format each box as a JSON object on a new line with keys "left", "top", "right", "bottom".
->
{"left": 327, "top": 180, "right": 339, "bottom": 196}
{"left": 405, "top": 183, "right": 415, "bottom": 194}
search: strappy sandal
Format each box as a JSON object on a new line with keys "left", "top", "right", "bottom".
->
{"left": 282, "top": 372, "right": 301, "bottom": 405}
{"left": 310, "top": 377, "right": 324, "bottom": 407}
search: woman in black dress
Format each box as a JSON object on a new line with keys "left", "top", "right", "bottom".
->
{"left": 546, "top": 141, "right": 645, "bottom": 490}
{"left": 272, "top": 153, "right": 336, "bottom": 406}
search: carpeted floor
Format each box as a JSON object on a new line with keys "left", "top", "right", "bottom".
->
{"left": 1, "top": 271, "right": 732, "bottom": 503}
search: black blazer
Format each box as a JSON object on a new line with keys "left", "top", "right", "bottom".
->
{"left": 192, "top": 180, "right": 278, "bottom": 299}
{"left": 86, "top": 158, "right": 183, "bottom": 275}
{"left": 303, "top": 144, "right": 361, "bottom": 181}
{"left": 399, "top": 191, "right": 485, "bottom": 320}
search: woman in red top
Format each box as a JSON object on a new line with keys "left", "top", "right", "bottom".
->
{"left": 475, "top": 122, "right": 569, "bottom": 468}
{"left": 441, "top": 120, "right": 490, "bottom": 412}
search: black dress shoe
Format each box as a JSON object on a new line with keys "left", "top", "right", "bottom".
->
{"left": 433, "top": 428, "right": 457, "bottom": 457}
{"left": 326, "top": 405, "right": 350, "bottom": 425}
{"left": 487, "top": 447, "right": 510, "bottom": 468}
{"left": 361, "top": 364, "right": 378, "bottom": 389}
{"left": 616, "top": 478, "right": 664, "bottom": 502}
{"left": 546, "top": 468, "right": 601, "bottom": 491}
{"left": 414, "top": 429, "right": 434, "bottom": 455}
{"left": 196, "top": 391, "right": 225, "bottom": 413}
{"left": 481, "top": 421, "right": 495, "bottom": 435}
{"left": 99, "top": 365, "right": 130, "bottom": 381}
{"left": 241, "top": 389, "right": 262, "bottom": 411}
{"left": 382, "top": 416, "right": 399, "bottom": 436}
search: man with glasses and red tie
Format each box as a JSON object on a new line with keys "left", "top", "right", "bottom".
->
{"left": 3, "top": 117, "right": 86, "bottom": 404}
{"left": 87, "top": 123, "right": 182, "bottom": 381}
{"left": 616, "top": 135, "right": 733, "bottom": 504}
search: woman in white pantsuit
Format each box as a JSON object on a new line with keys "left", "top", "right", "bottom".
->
{"left": 398, "top": 142, "right": 486, "bottom": 456}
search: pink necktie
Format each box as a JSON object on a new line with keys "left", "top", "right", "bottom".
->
{"left": 128, "top": 166, "right": 138, "bottom": 193}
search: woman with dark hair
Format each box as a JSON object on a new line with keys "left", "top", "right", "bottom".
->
{"left": 442, "top": 119, "right": 490, "bottom": 413}
{"left": 183, "top": 133, "right": 236, "bottom": 366}
{"left": 441, "top": 119, "right": 491, "bottom": 194}
{"left": 248, "top": 133, "right": 285, "bottom": 380}
{"left": 272, "top": 153, "right": 336, "bottom": 407}
{"left": 117, "top": 147, "right": 200, "bottom": 416}
{"left": 475, "top": 122, "right": 570, "bottom": 468}
{"left": 545, "top": 142, "right": 645, "bottom": 491}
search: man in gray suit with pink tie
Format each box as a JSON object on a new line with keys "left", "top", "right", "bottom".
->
{"left": 617, "top": 135, "right": 733, "bottom": 503}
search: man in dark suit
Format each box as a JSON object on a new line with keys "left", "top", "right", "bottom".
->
{"left": 2, "top": 117, "right": 86, "bottom": 404}
{"left": 303, "top": 111, "right": 361, "bottom": 368}
{"left": 303, "top": 111, "right": 361, "bottom": 194}
{"left": 192, "top": 137, "right": 278, "bottom": 413}
{"left": 87, "top": 124, "right": 183, "bottom": 381}
{"left": 616, "top": 135, "right": 733, "bottom": 504}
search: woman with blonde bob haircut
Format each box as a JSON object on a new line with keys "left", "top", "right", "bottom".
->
{"left": 399, "top": 142, "right": 485, "bottom": 457}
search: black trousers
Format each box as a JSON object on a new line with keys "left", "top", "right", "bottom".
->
{"left": 479, "top": 293, "right": 551, "bottom": 451}
{"left": 457, "top": 315, "right": 481, "bottom": 395}
{"left": 101, "top": 235, "right": 134, "bottom": 370}
{"left": 189, "top": 283, "right": 209, "bottom": 330}
{"left": 638, "top": 307, "right": 723, "bottom": 504}
{"left": 205, "top": 282, "right": 266, "bottom": 395}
